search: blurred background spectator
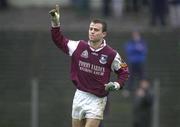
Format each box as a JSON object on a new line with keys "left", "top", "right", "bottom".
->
{"left": 71, "top": 0, "right": 90, "bottom": 17}
{"left": 125, "top": 0, "right": 138, "bottom": 12}
{"left": 132, "top": 79, "right": 154, "bottom": 127}
{"left": 102, "top": 0, "right": 112, "bottom": 17}
{"left": 131, "top": 0, "right": 140, "bottom": 13}
{"left": 168, "top": 0, "right": 180, "bottom": 28}
{"left": 123, "top": 30, "right": 148, "bottom": 96}
{"left": 149, "top": 0, "right": 169, "bottom": 26}
{"left": 112, "top": 0, "right": 124, "bottom": 18}
{"left": 102, "top": 0, "right": 125, "bottom": 18}
{"left": 0, "top": 0, "right": 8, "bottom": 10}
{"left": 125, "top": 0, "right": 146, "bottom": 13}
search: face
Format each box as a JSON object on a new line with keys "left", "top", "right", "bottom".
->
{"left": 140, "top": 80, "right": 150, "bottom": 90}
{"left": 88, "top": 22, "right": 106, "bottom": 43}
{"left": 132, "top": 31, "right": 141, "bottom": 41}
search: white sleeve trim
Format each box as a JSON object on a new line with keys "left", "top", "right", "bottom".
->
{"left": 67, "top": 40, "right": 80, "bottom": 56}
{"left": 111, "top": 53, "right": 122, "bottom": 71}
{"left": 114, "top": 82, "right": 121, "bottom": 89}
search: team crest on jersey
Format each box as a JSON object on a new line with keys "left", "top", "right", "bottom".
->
{"left": 81, "top": 50, "right": 88, "bottom": 58}
{"left": 99, "top": 54, "right": 108, "bottom": 64}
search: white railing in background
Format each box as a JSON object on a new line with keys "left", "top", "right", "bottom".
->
{"left": 31, "top": 78, "right": 39, "bottom": 127}
{"left": 152, "top": 79, "right": 160, "bottom": 127}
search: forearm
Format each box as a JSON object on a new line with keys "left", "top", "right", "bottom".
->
{"left": 51, "top": 27, "right": 69, "bottom": 54}
{"left": 105, "top": 66, "right": 129, "bottom": 91}
{"left": 49, "top": 5, "right": 70, "bottom": 54}
{"left": 108, "top": 53, "right": 130, "bottom": 90}
{"left": 115, "top": 67, "right": 129, "bottom": 88}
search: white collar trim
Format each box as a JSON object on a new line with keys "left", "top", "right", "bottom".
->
{"left": 88, "top": 39, "right": 107, "bottom": 52}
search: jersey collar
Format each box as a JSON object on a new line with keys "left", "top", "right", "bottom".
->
{"left": 88, "top": 39, "right": 107, "bottom": 52}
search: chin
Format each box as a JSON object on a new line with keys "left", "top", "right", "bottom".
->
{"left": 89, "top": 39, "right": 94, "bottom": 42}
{"left": 90, "top": 40, "right": 96, "bottom": 43}
{"left": 89, "top": 37, "right": 94, "bottom": 41}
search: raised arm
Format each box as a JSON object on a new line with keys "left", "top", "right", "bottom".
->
{"left": 49, "top": 5, "right": 79, "bottom": 55}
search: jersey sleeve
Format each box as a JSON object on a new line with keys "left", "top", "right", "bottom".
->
{"left": 51, "top": 27, "right": 79, "bottom": 56}
{"left": 67, "top": 40, "right": 80, "bottom": 56}
{"left": 111, "top": 53, "right": 129, "bottom": 88}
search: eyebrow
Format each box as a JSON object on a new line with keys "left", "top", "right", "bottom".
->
{"left": 90, "top": 27, "right": 100, "bottom": 31}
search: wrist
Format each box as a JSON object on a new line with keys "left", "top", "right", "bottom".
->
{"left": 113, "top": 82, "right": 121, "bottom": 90}
{"left": 51, "top": 21, "right": 60, "bottom": 27}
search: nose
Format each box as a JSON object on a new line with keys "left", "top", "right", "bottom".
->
{"left": 91, "top": 29, "right": 95, "bottom": 34}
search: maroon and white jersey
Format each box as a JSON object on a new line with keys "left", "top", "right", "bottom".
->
{"left": 51, "top": 27, "right": 129, "bottom": 97}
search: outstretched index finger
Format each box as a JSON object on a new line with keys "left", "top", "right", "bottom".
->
{"left": 56, "top": 4, "right": 60, "bottom": 14}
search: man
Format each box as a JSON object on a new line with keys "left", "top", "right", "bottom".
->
{"left": 169, "top": 0, "right": 180, "bottom": 28}
{"left": 49, "top": 5, "right": 129, "bottom": 127}
{"left": 150, "top": 0, "right": 168, "bottom": 26}
{"left": 0, "top": 0, "right": 8, "bottom": 9}
{"left": 123, "top": 30, "right": 147, "bottom": 96}
{"left": 133, "top": 79, "right": 154, "bottom": 127}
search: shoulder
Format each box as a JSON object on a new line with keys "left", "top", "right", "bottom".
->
{"left": 104, "top": 44, "right": 117, "bottom": 57}
{"left": 77, "top": 40, "right": 88, "bottom": 48}
{"left": 72, "top": 40, "right": 88, "bottom": 53}
{"left": 79, "top": 40, "right": 88, "bottom": 45}
{"left": 105, "top": 44, "right": 116, "bottom": 52}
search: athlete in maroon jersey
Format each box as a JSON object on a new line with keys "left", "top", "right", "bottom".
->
{"left": 49, "top": 5, "right": 129, "bottom": 127}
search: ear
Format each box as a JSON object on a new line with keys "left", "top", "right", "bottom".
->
{"left": 103, "top": 32, "right": 107, "bottom": 38}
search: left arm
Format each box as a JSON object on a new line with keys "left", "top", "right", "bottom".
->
{"left": 105, "top": 53, "right": 129, "bottom": 91}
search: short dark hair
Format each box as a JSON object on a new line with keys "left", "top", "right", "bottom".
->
{"left": 91, "top": 19, "right": 107, "bottom": 32}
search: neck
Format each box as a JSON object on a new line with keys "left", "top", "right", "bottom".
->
{"left": 90, "top": 40, "right": 103, "bottom": 49}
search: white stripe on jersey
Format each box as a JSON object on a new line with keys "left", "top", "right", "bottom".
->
{"left": 111, "top": 53, "right": 122, "bottom": 71}
{"left": 67, "top": 40, "right": 80, "bottom": 56}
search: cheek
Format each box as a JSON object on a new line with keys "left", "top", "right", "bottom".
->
{"left": 95, "top": 34, "right": 101, "bottom": 39}
{"left": 99, "top": 33, "right": 104, "bottom": 38}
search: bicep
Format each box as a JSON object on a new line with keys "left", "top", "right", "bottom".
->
{"left": 111, "top": 53, "right": 122, "bottom": 71}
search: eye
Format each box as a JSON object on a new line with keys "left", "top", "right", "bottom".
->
{"left": 94, "top": 28, "right": 99, "bottom": 32}
{"left": 89, "top": 27, "right": 93, "bottom": 31}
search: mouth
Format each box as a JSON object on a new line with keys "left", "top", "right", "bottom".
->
{"left": 89, "top": 35, "right": 95, "bottom": 39}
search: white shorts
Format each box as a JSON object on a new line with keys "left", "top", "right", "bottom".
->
{"left": 72, "top": 89, "right": 107, "bottom": 120}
